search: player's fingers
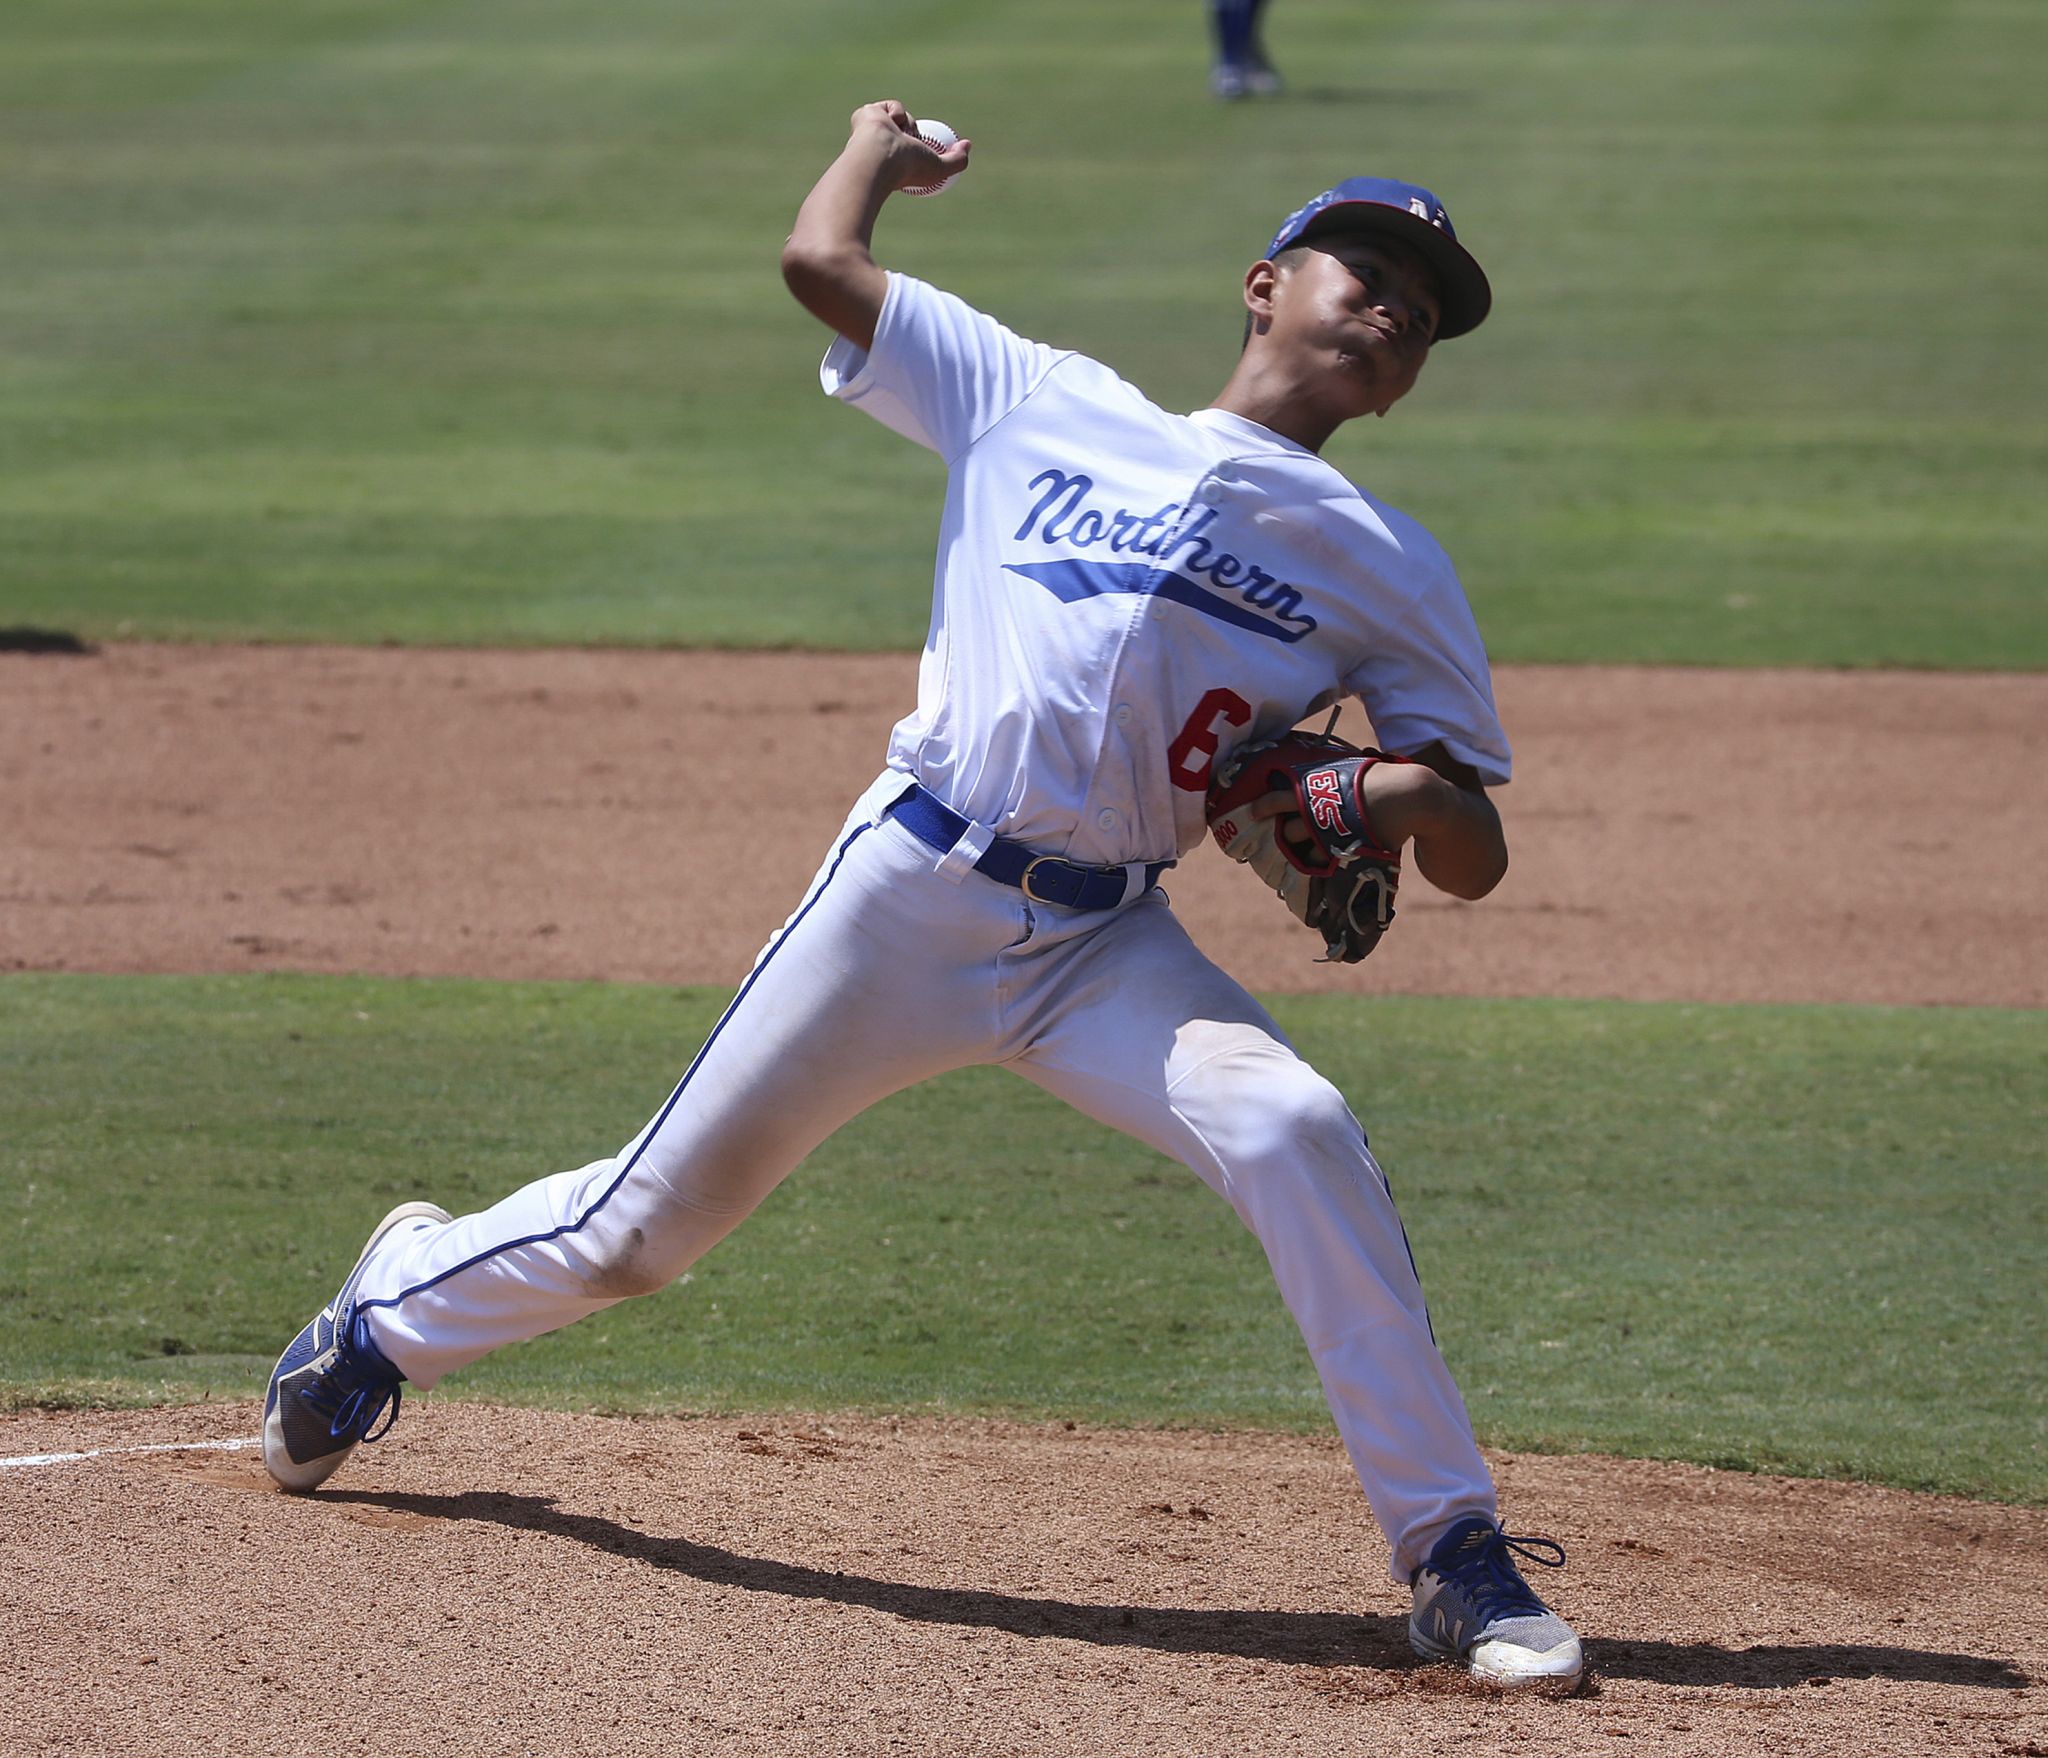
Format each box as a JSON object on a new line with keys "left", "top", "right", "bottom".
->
{"left": 854, "top": 99, "right": 911, "bottom": 134}
{"left": 1245, "top": 792, "right": 1310, "bottom": 850}
{"left": 1247, "top": 789, "right": 1295, "bottom": 821}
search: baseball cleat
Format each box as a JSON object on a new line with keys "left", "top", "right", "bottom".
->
{"left": 1209, "top": 61, "right": 1252, "bottom": 101}
{"left": 1244, "top": 49, "right": 1285, "bottom": 95}
{"left": 261, "top": 1200, "right": 450, "bottom": 1493}
{"left": 1408, "top": 1515, "right": 1585, "bottom": 1691}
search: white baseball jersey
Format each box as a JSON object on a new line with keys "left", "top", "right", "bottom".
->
{"left": 822, "top": 272, "right": 1511, "bottom": 866}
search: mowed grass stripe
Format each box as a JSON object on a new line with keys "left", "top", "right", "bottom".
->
{"left": 3, "top": 972, "right": 2039, "bottom": 1502}
{"left": 0, "top": 0, "right": 2041, "bottom": 662}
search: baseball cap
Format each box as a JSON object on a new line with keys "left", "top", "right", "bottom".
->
{"left": 1264, "top": 177, "right": 1492, "bottom": 339}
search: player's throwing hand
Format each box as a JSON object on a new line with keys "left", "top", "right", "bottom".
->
{"left": 783, "top": 102, "right": 972, "bottom": 351}
{"left": 852, "top": 100, "right": 971, "bottom": 198}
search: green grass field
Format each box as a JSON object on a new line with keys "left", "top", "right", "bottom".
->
{"left": 2, "top": 0, "right": 2043, "bottom": 662}
{"left": 4, "top": 973, "right": 2041, "bottom": 1503}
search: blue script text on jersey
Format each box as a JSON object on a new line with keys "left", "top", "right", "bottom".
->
{"left": 1011, "top": 468, "right": 1318, "bottom": 641}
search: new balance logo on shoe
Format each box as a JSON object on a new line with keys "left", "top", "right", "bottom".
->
{"left": 1407, "top": 1514, "right": 1585, "bottom": 1693}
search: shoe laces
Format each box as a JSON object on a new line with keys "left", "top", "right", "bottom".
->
{"left": 298, "top": 1308, "right": 404, "bottom": 1444}
{"left": 1433, "top": 1522, "right": 1567, "bottom": 1623}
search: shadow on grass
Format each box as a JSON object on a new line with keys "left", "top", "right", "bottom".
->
{"left": 335, "top": 1489, "right": 2030, "bottom": 1690}
{"left": 1283, "top": 85, "right": 1473, "bottom": 106}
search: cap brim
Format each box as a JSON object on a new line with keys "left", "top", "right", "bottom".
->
{"left": 1286, "top": 202, "right": 1492, "bottom": 340}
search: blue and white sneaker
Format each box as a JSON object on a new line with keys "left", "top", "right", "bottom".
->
{"left": 1245, "top": 45, "right": 1285, "bottom": 95}
{"left": 261, "top": 1201, "right": 450, "bottom": 1493}
{"left": 1209, "top": 60, "right": 1252, "bottom": 100}
{"left": 1409, "top": 1515, "right": 1585, "bottom": 1691}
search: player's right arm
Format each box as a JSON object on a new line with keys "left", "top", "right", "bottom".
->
{"left": 782, "top": 101, "right": 971, "bottom": 350}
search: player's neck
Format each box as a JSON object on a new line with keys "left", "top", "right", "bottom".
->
{"left": 1207, "top": 358, "right": 1352, "bottom": 454}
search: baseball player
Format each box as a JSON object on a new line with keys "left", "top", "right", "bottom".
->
{"left": 263, "top": 102, "right": 1583, "bottom": 1692}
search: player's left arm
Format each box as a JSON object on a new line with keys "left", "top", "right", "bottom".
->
{"left": 782, "top": 101, "right": 971, "bottom": 349}
{"left": 1359, "top": 742, "right": 1507, "bottom": 900}
{"left": 1335, "top": 527, "right": 1513, "bottom": 900}
{"left": 1244, "top": 739, "right": 1506, "bottom": 899}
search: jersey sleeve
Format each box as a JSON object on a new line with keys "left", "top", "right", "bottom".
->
{"left": 818, "top": 272, "right": 1065, "bottom": 462}
{"left": 1344, "top": 549, "right": 1513, "bottom": 786}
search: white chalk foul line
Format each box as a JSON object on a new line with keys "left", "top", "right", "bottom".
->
{"left": 0, "top": 1436, "right": 261, "bottom": 1472}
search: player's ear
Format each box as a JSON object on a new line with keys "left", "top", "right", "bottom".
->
{"left": 1243, "top": 259, "right": 1280, "bottom": 344}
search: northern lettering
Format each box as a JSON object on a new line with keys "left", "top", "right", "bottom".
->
{"left": 1013, "top": 468, "right": 1320, "bottom": 639}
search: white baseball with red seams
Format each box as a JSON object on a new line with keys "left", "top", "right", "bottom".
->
{"left": 901, "top": 119, "right": 959, "bottom": 196}
{"left": 348, "top": 270, "right": 1515, "bottom": 1585}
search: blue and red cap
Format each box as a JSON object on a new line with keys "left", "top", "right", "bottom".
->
{"left": 1264, "top": 176, "right": 1492, "bottom": 339}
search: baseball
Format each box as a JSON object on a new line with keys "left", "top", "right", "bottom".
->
{"left": 902, "top": 118, "right": 960, "bottom": 198}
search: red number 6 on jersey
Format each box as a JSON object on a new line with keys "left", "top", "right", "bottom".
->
{"left": 1167, "top": 688, "right": 1253, "bottom": 791}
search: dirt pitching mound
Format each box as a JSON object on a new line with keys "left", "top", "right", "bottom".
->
{"left": 1, "top": 1405, "right": 2041, "bottom": 1758}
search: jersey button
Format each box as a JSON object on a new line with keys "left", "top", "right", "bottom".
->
{"left": 1096, "top": 808, "right": 1118, "bottom": 830}
{"left": 1112, "top": 704, "right": 1133, "bottom": 726}
{"left": 1196, "top": 481, "right": 1225, "bottom": 505}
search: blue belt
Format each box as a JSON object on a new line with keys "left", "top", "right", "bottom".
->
{"left": 885, "top": 782, "right": 1172, "bottom": 912}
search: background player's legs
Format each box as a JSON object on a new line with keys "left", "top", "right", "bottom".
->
{"left": 1209, "top": 0, "right": 1279, "bottom": 97}
{"left": 1208, "top": 0, "right": 1257, "bottom": 96}
{"left": 1246, "top": 0, "right": 1280, "bottom": 88}
{"left": 1001, "top": 895, "right": 1495, "bottom": 1582}
{"left": 355, "top": 803, "right": 1028, "bottom": 1387}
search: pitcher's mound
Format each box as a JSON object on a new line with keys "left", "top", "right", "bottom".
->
{"left": 2, "top": 1403, "right": 2040, "bottom": 1757}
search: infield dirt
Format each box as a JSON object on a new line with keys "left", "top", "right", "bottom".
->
{"left": 4, "top": 644, "right": 2043, "bottom": 1005}
{"left": 1, "top": 644, "right": 2042, "bottom": 1756}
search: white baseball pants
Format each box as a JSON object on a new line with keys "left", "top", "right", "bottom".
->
{"left": 355, "top": 771, "right": 1498, "bottom": 1580}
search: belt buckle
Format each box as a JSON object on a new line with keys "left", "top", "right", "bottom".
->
{"left": 1021, "top": 855, "right": 1130, "bottom": 909}
{"left": 1020, "top": 855, "right": 1068, "bottom": 906}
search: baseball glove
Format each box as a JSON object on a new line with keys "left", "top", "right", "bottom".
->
{"left": 1207, "top": 730, "right": 1412, "bottom": 963}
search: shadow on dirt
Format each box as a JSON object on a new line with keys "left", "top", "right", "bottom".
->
{"left": 1588, "top": 1637, "right": 2028, "bottom": 1690}
{"left": 334, "top": 1488, "right": 2032, "bottom": 1690}
{"left": 0, "top": 627, "right": 95, "bottom": 654}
